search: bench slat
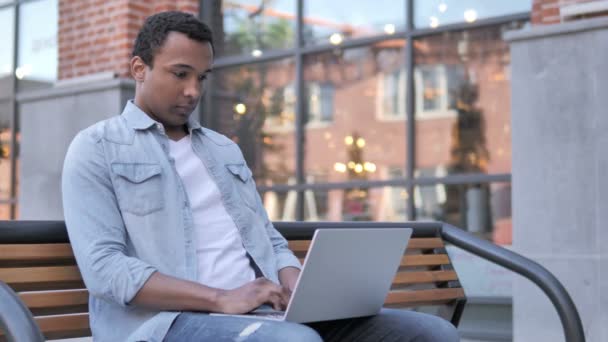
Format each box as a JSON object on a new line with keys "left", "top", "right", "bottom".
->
{"left": 385, "top": 288, "right": 465, "bottom": 306}
{"left": 19, "top": 289, "right": 89, "bottom": 309}
{"left": 288, "top": 238, "right": 443, "bottom": 253}
{"left": 35, "top": 313, "right": 91, "bottom": 340}
{"left": 401, "top": 254, "right": 450, "bottom": 267}
{"left": 408, "top": 238, "right": 444, "bottom": 249}
{"left": 392, "top": 270, "right": 458, "bottom": 286}
{"left": 0, "top": 266, "right": 83, "bottom": 288}
{"left": 0, "top": 244, "right": 75, "bottom": 262}
{"left": 287, "top": 241, "right": 310, "bottom": 252}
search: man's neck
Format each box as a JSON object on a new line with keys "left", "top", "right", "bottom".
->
{"left": 166, "top": 126, "right": 189, "bottom": 141}
{"left": 132, "top": 98, "right": 189, "bottom": 141}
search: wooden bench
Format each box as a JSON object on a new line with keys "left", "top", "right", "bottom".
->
{"left": 0, "top": 221, "right": 465, "bottom": 340}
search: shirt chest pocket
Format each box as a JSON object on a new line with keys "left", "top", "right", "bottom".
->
{"left": 225, "top": 163, "right": 258, "bottom": 212}
{"left": 111, "top": 163, "right": 164, "bottom": 216}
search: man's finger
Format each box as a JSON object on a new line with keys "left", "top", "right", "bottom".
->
{"left": 268, "top": 294, "right": 282, "bottom": 311}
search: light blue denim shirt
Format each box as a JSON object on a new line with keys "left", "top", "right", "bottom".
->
{"left": 62, "top": 101, "right": 301, "bottom": 342}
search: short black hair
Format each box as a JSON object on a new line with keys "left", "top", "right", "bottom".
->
{"left": 132, "top": 11, "right": 214, "bottom": 67}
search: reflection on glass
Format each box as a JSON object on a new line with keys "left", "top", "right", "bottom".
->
{"left": 17, "top": 0, "right": 58, "bottom": 91}
{"left": 415, "top": 23, "right": 524, "bottom": 177}
{"left": 261, "top": 188, "right": 328, "bottom": 221}
{"left": 321, "top": 186, "right": 408, "bottom": 222}
{"left": 303, "top": 1, "right": 405, "bottom": 46}
{"left": 0, "top": 7, "right": 15, "bottom": 94}
{"left": 263, "top": 186, "right": 408, "bottom": 222}
{"left": 261, "top": 191, "right": 291, "bottom": 221}
{"left": 415, "top": 182, "right": 512, "bottom": 244}
{"left": 303, "top": 42, "right": 407, "bottom": 195}
{"left": 0, "top": 100, "right": 12, "bottom": 202}
{"left": 414, "top": 0, "right": 531, "bottom": 28}
{"left": 210, "top": 58, "right": 296, "bottom": 185}
{"left": 210, "top": 0, "right": 295, "bottom": 57}
{"left": 0, "top": 203, "right": 9, "bottom": 220}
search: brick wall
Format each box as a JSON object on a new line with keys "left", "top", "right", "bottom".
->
{"left": 532, "top": 0, "right": 599, "bottom": 24}
{"left": 58, "top": 0, "right": 199, "bottom": 80}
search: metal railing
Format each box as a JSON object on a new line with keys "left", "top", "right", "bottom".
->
{"left": 0, "top": 281, "right": 45, "bottom": 342}
{"left": 440, "top": 222, "right": 585, "bottom": 342}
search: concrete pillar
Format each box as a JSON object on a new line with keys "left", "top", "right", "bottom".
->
{"left": 18, "top": 77, "right": 134, "bottom": 219}
{"left": 506, "top": 17, "right": 608, "bottom": 342}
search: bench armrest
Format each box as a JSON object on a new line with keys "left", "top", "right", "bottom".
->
{"left": 441, "top": 223, "right": 585, "bottom": 342}
{"left": 0, "top": 281, "right": 44, "bottom": 342}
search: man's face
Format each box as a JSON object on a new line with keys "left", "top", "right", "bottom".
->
{"left": 132, "top": 31, "right": 213, "bottom": 131}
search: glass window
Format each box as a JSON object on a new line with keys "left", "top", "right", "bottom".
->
{"left": 308, "top": 186, "right": 408, "bottom": 222}
{"left": 305, "top": 82, "right": 334, "bottom": 125}
{"left": 209, "top": 58, "right": 296, "bottom": 186}
{"left": 414, "top": 0, "right": 532, "bottom": 28}
{"left": 17, "top": 0, "right": 58, "bottom": 92}
{"left": 380, "top": 68, "right": 405, "bottom": 119}
{"left": 0, "top": 6, "right": 15, "bottom": 96}
{"left": 0, "top": 99, "right": 12, "bottom": 203}
{"left": 387, "top": 167, "right": 408, "bottom": 220}
{"left": 262, "top": 188, "right": 329, "bottom": 221}
{"left": 261, "top": 190, "right": 293, "bottom": 221}
{"left": 0, "top": 203, "right": 9, "bottom": 219}
{"left": 263, "top": 185, "right": 409, "bottom": 222}
{"left": 415, "top": 23, "right": 525, "bottom": 177}
{"left": 303, "top": 41, "right": 408, "bottom": 188}
{"left": 303, "top": 0, "right": 405, "bottom": 46}
{"left": 415, "top": 182, "right": 512, "bottom": 244}
{"left": 208, "top": 0, "right": 296, "bottom": 57}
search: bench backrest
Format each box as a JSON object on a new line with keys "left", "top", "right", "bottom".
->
{"left": 0, "top": 222, "right": 466, "bottom": 340}
{"left": 0, "top": 242, "right": 89, "bottom": 340}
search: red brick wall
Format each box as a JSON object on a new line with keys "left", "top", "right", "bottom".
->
{"left": 58, "top": 0, "right": 199, "bottom": 80}
{"left": 532, "top": 0, "right": 598, "bottom": 24}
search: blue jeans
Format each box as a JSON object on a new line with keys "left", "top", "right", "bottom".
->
{"left": 164, "top": 309, "right": 460, "bottom": 341}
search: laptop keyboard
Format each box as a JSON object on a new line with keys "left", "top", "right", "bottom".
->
{"left": 251, "top": 312, "right": 285, "bottom": 319}
{"left": 249, "top": 308, "right": 285, "bottom": 319}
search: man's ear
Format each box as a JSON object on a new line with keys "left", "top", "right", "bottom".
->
{"left": 130, "top": 56, "right": 147, "bottom": 82}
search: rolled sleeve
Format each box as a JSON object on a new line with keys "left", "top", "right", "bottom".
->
{"left": 62, "top": 129, "right": 156, "bottom": 306}
{"left": 275, "top": 251, "right": 303, "bottom": 271}
{"left": 252, "top": 187, "right": 302, "bottom": 272}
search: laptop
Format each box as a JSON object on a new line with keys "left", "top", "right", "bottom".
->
{"left": 211, "top": 227, "right": 412, "bottom": 323}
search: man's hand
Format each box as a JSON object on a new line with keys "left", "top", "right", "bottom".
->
{"left": 278, "top": 266, "right": 301, "bottom": 292}
{"left": 216, "top": 278, "right": 290, "bottom": 314}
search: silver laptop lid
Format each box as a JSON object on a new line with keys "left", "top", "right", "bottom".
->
{"left": 284, "top": 228, "right": 412, "bottom": 323}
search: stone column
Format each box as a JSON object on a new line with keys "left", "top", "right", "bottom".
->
{"left": 18, "top": 78, "right": 134, "bottom": 219}
{"left": 506, "top": 17, "right": 608, "bottom": 342}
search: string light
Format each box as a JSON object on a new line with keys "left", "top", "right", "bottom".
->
{"left": 464, "top": 9, "right": 478, "bottom": 23}
{"left": 234, "top": 103, "right": 247, "bottom": 115}
{"left": 329, "top": 33, "right": 343, "bottom": 45}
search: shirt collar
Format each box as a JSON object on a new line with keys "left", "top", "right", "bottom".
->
{"left": 121, "top": 100, "right": 203, "bottom": 134}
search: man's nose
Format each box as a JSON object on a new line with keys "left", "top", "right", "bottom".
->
{"left": 184, "top": 78, "right": 201, "bottom": 100}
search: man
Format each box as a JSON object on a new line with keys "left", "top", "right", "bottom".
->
{"left": 62, "top": 11, "right": 459, "bottom": 342}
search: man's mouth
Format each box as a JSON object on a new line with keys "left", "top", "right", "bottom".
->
{"left": 174, "top": 105, "right": 194, "bottom": 115}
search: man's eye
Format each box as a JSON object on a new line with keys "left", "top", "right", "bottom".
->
{"left": 198, "top": 75, "right": 208, "bottom": 82}
{"left": 174, "top": 72, "right": 187, "bottom": 78}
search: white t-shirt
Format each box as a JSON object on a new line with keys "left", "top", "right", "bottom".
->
{"left": 168, "top": 135, "right": 255, "bottom": 290}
